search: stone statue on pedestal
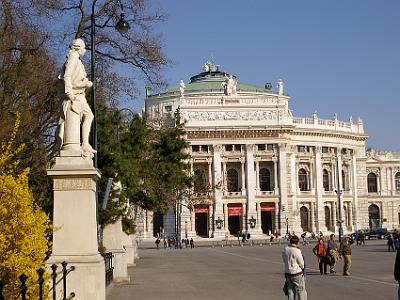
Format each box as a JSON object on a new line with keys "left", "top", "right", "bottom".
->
{"left": 277, "top": 79, "right": 284, "bottom": 95}
{"left": 179, "top": 80, "right": 186, "bottom": 97}
{"left": 57, "top": 38, "right": 96, "bottom": 158}
{"left": 222, "top": 74, "right": 237, "bottom": 96}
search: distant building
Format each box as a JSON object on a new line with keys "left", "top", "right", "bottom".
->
{"left": 136, "top": 62, "right": 400, "bottom": 240}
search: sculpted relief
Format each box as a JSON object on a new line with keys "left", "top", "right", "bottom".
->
{"left": 181, "top": 110, "right": 286, "bottom": 122}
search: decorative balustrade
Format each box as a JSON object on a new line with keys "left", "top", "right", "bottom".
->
{"left": 293, "top": 117, "right": 364, "bottom": 134}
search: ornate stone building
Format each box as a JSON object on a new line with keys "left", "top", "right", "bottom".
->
{"left": 136, "top": 62, "right": 400, "bottom": 240}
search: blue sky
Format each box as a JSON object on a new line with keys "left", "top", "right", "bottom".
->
{"left": 134, "top": 1, "right": 400, "bottom": 151}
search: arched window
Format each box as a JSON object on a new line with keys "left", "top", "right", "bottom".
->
{"left": 342, "top": 170, "right": 347, "bottom": 191}
{"left": 324, "top": 206, "right": 331, "bottom": 230}
{"left": 300, "top": 206, "right": 309, "bottom": 232}
{"left": 194, "top": 169, "right": 207, "bottom": 192}
{"left": 323, "top": 169, "right": 330, "bottom": 191}
{"left": 367, "top": 173, "right": 377, "bottom": 193}
{"left": 368, "top": 204, "right": 380, "bottom": 229}
{"left": 395, "top": 172, "right": 400, "bottom": 191}
{"left": 298, "top": 168, "right": 308, "bottom": 191}
{"left": 227, "top": 169, "right": 239, "bottom": 192}
{"left": 259, "top": 168, "right": 271, "bottom": 191}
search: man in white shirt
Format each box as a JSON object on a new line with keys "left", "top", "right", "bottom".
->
{"left": 282, "top": 235, "right": 307, "bottom": 300}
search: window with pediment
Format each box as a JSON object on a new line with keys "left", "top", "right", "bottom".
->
{"left": 227, "top": 169, "right": 239, "bottom": 192}
{"left": 323, "top": 169, "right": 330, "bottom": 191}
{"left": 298, "top": 168, "right": 309, "bottom": 191}
{"left": 194, "top": 169, "right": 207, "bottom": 193}
{"left": 395, "top": 172, "right": 400, "bottom": 191}
{"left": 367, "top": 173, "right": 378, "bottom": 193}
{"left": 259, "top": 168, "right": 271, "bottom": 191}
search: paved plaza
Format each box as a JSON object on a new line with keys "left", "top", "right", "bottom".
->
{"left": 107, "top": 240, "right": 398, "bottom": 300}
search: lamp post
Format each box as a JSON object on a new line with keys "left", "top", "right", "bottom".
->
{"left": 90, "top": 1, "right": 130, "bottom": 168}
{"left": 335, "top": 155, "right": 344, "bottom": 243}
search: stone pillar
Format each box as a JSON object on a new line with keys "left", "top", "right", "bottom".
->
{"left": 245, "top": 144, "right": 262, "bottom": 236}
{"left": 212, "top": 145, "right": 225, "bottom": 238}
{"left": 47, "top": 156, "right": 105, "bottom": 300}
{"left": 315, "top": 146, "right": 327, "bottom": 233}
{"left": 273, "top": 159, "right": 279, "bottom": 194}
{"left": 123, "top": 234, "right": 135, "bottom": 266}
{"left": 290, "top": 152, "right": 303, "bottom": 234}
{"left": 278, "top": 144, "right": 288, "bottom": 234}
{"left": 241, "top": 159, "right": 246, "bottom": 194}
{"left": 255, "top": 160, "right": 260, "bottom": 192}
{"left": 103, "top": 219, "right": 129, "bottom": 282}
{"left": 351, "top": 152, "right": 359, "bottom": 229}
{"left": 222, "top": 160, "right": 227, "bottom": 192}
{"left": 337, "top": 153, "right": 345, "bottom": 234}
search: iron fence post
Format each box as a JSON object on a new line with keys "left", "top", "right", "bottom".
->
{"left": 51, "top": 264, "right": 58, "bottom": 300}
{"left": 19, "top": 274, "right": 28, "bottom": 300}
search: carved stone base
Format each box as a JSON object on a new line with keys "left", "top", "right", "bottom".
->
{"left": 47, "top": 157, "right": 104, "bottom": 299}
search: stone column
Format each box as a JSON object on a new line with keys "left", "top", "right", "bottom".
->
{"left": 255, "top": 160, "right": 260, "bottom": 192}
{"left": 351, "top": 152, "right": 359, "bottom": 229}
{"left": 212, "top": 145, "right": 225, "bottom": 238}
{"left": 47, "top": 156, "right": 105, "bottom": 300}
{"left": 222, "top": 160, "right": 227, "bottom": 192}
{"left": 273, "top": 159, "right": 279, "bottom": 194}
{"left": 278, "top": 143, "right": 288, "bottom": 234}
{"left": 290, "top": 152, "right": 303, "bottom": 234}
{"left": 245, "top": 144, "right": 262, "bottom": 236}
{"left": 241, "top": 159, "right": 246, "bottom": 195}
{"left": 315, "top": 146, "right": 327, "bottom": 233}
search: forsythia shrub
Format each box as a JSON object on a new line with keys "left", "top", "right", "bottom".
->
{"left": 0, "top": 114, "right": 51, "bottom": 298}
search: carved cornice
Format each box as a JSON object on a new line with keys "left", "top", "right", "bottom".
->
{"left": 187, "top": 129, "right": 286, "bottom": 140}
{"left": 292, "top": 130, "right": 368, "bottom": 141}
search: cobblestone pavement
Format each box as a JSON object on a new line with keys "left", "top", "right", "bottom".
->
{"left": 107, "top": 240, "right": 398, "bottom": 300}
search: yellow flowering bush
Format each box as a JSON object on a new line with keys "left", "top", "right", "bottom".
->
{"left": 0, "top": 114, "right": 51, "bottom": 298}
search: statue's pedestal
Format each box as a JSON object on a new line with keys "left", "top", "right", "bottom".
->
{"left": 47, "top": 156, "right": 105, "bottom": 300}
{"left": 103, "top": 219, "right": 130, "bottom": 282}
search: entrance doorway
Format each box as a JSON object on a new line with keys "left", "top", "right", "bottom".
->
{"left": 260, "top": 203, "right": 275, "bottom": 234}
{"left": 153, "top": 212, "right": 164, "bottom": 237}
{"left": 228, "top": 204, "right": 243, "bottom": 235}
{"left": 195, "top": 205, "right": 209, "bottom": 237}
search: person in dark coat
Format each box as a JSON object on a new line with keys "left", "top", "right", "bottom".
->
{"left": 394, "top": 250, "right": 400, "bottom": 300}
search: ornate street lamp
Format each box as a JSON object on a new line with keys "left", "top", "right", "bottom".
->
{"left": 90, "top": 2, "right": 130, "bottom": 168}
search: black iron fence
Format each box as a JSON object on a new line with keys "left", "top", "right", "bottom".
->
{"left": 0, "top": 261, "right": 75, "bottom": 300}
{"left": 103, "top": 252, "right": 114, "bottom": 286}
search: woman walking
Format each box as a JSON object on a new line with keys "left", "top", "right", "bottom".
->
{"left": 313, "top": 238, "right": 329, "bottom": 275}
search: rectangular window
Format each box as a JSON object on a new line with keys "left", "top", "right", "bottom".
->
{"left": 225, "top": 145, "right": 233, "bottom": 152}
{"left": 164, "top": 105, "right": 172, "bottom": 112}
{"left": 192, "top": 145, "right": 200, "bottom": 152}
{"left": 341, "top": 148, "right": 347, "bottom": 155}
{"left": 200, "top": 145, "right": 209, "bottom": 152}
{"left": 267, "top": 144, "right": 274, "bottom": 151}
{"left": 257, "top": 144, "right": 266, "bottom": 151}
{"left": 322, "top": 147, "right": 329, "bottom": 153}
{"left": 234, "top": 144, "right": 242, "bottom": 152}
{"left": 297, "top": 145, "right": 306, "bottom": 153}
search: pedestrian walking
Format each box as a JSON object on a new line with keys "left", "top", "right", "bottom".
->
{"left": 190, "top": 238, "right": 194, "bottom": 248}
{"left": 301, "top": 232, "right": 308, "bottom": 246}
{"left": 394, "top": 230, "right": 400, "bottom": 250}
{"left": 155, "top": 238, "right": 160, "bottom": 249}
{"left": 327, "top": 234, "right": 339, "bottom": 273}
{"left": 313, "top": 238, "right": 329, "bottom": 275}
{"left": 388, "top": 234, "right": 395, "bottom": 252}
{"left": 282, "top": 235, "right": 307, "bottom": 300}
{"left": 340, "top": 235, "right": 354, "bottom": 276}
{"left": 394, "top": 249, "right": 400, "bottom": 300}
